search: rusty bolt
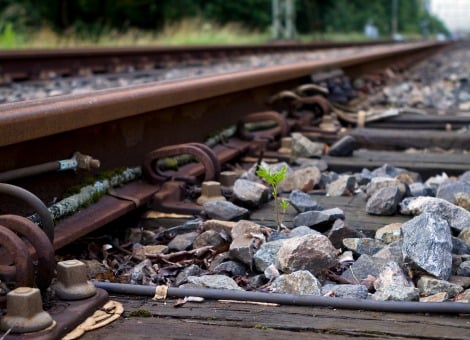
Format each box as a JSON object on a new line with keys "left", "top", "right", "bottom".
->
{"left": 196, "top": 181, "right": 226, "bottom": 205}
{"left": 219, "top": 171, "right": 238, "bottom": 187}
{"left": 73, "top": 152, "right": 100, "bottom": 170}
{"left": 53, "top": 260, "right": 96, "bottom": 300}
{"left": 278, "top": 137, "right": 293, "bottom": 155}
{"left": 0, "top": 287, "right": 54, "bottom": 333}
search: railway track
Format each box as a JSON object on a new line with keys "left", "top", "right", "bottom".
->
{"left": 1, "top": 40, "right": 470, "bottom": 339}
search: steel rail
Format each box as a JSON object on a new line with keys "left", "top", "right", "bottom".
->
{"left": 0, "top": 41, "right": 447, "bottom": 148}
{"left": 0, "top": 40, "right": 394, "bottom": 80}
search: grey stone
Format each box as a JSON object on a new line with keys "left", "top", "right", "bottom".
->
{"left": 436, "top": 180, "right": 470, "bottom": 204}
{"left": 266, "top": 230, "right": 292, "bottom": 241}
{"left": 366, "top": 186, "right": 401, "bottom": 215}
{"left": 370, "top": 260, "right": 418, "bottom": 302}
{"left": 279, "top": 167, "right": 321, "bottom": 193}
{"left": 264, "top": 264, "right": 281, "bottom": 280}
{"left": 291, "top": 132, "right": 324, "bottom": 158}
{"left": 229, "top": 220, "right": 264, "bottom": 267}
{"left": 289, "top": 226, "right": 321, "bottom": 238}
{"left": 277, "top": 234, "right": 338, "bottom": 276}
{"left": 452, "top": 236, "right": 470, "bottom": 255}
{"left": 400, "top": 196, "right": 470, "bottom": 232}
{"left": 326, "top": 175, "right": 356, "bottom": 197}
{"left": 371, "top": 164, "right": 420, "bottom": 182}
{"left": 371, "top": 164, "right": 419, "bottom": 181}
{"left": 318, "top": 172, "right": 340, "bottom": 190}
{"left": 289, "top": 189, "right": 322, "bottom": 213}
{"left": 343, "top": 238, "right": 386, "bottom": 256}
{"left": 233, "top": 179, "right": 269, "bottom": 208}
{"left": 129, "top": 259, "right": 157, "bottom": 285}
{"left": 293, "top": 207, "right": 344, "bottom": 231}
{"left": 341, "top": 254, "right": 389, "bottom": 283}
{"left": 295, "top": 158, "right": 328, "bottom": 171}
{"left": 417, "top": 275, "right": 463, "bottom": 298}
{"left": 373, "top": 240, "right": 404, "bottom": 266}
{"left": 175, "top": 264, "right": 203, "bottom": 286}
{"left": 327, "top": 135, "right": 356, "bottom": 157}
{"left": 460, "top": 170, "right": 470, "bottom": 182}
{"left": 253, "top": 239, "right": 285, "bottom": 272}
{"left": 270, "top": 270, "right": 322, "bottom": 295}
{"left": 371, "top": 164, "right": 400, "bottom": 178}
{"left": 452, "top": 254, "right": 470, "bottom": 274}
{"left": 192, "top": 230, "right": 227, "bottom": 250}
{"left": 457, "top": 261, "right": 470, "bottom": 276}
{"left": 203, "top": 201, "right": 249, "bottom": 221}
{"left": 409, "top": 182, "right": 435, "bottom": 197}
{"left": 213, "top": 261, "right": 247, "bottom": 277}
{"left": 402, "top": 212, "right": 453, "bottom": 280}
{"left": 366, "top": 177, "right": 408, "bottom": 200}
{"left": 267, "top": 226, "right": 320, "bottom": 242}
{"left": 327, "top": 219, "right": 366, "bottom": 249}
{"left": 248, "top": 274, "right": 268, "bottom": 288}
{"left": 356, "top": 168, "right": 372, "bottom": 186}
{"left": 375, "top": 223, "right": 402, "bottom": 244}
{"left": 372, "top": 261, "right": 418, "bottom": 301}
{"left": 209, "top": 252, "right": 230, "bottom": 271}
{"left": 187, "top": 274, "right": 242, "bottom": 290}
{"left": 167, "top": 231, "right": 199, "bottom": 251}
{"left": 372, "top": 286, "right": 419, "bottom": 301}
{"left": 425, "top": 173, "right": 450, "bottom": 190}
{"left": 321, "top": 284, "right": 369, "bottom": 299}
{"left": 268, "top": 225, "right": 320, "bottom": 241}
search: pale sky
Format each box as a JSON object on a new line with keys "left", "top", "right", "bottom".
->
{"left": 430, "top": 0, "right": 470, "bottom": 33}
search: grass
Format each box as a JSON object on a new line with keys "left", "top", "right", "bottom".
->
{"left": 0, "top": 18, "right": 381, "bottom": 49}
{"left": 0, "top": 19, "right": 271, "bottom": 49}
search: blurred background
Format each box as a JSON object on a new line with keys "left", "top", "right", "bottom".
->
{"left": 0, "top": 0, "right": 466, "bottom": 48}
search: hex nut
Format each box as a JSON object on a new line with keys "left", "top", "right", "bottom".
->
{"left": 220, "top": 171, "right": 238, "bottom": 187}
{"left": 278, "top": 137, "right": 292, "bottom": 155}
{"left": 196, "top": 181, "right": 226, "bottom": 205}
{"left": 0, "top": 287, "right": 54, "bottom": 333}
{"left": 53, "top": 260, "right": 96, "bottom": 300}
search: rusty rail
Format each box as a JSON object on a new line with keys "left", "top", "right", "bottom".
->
{"left": 0, "top": 40, "right": 394, "bottom": 81}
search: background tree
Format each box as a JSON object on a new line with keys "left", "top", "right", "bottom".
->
{"left": 0, "top": 0, "right": 450, "bottom": 41}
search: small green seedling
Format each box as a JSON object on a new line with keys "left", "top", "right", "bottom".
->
{"left": 256, "top": 164, "right": 290, "bottom": 231}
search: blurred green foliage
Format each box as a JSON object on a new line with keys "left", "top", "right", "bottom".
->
{"left": 0, "top": 0, "right": 449, "bottom": 41}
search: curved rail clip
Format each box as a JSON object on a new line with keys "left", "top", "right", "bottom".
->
{"left": 143, "top": 143, "right": 220, "bottom": 185}
{"left": 236, "top": 111, "right": 289, "bottom": 147}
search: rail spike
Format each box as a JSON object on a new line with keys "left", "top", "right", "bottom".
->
{"left": 143, "top": 143, "right": 220, "bottom": 184}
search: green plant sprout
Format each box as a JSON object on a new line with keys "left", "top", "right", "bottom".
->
{"left": 256, "top": 164, "right": 290, "bottom": 232}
